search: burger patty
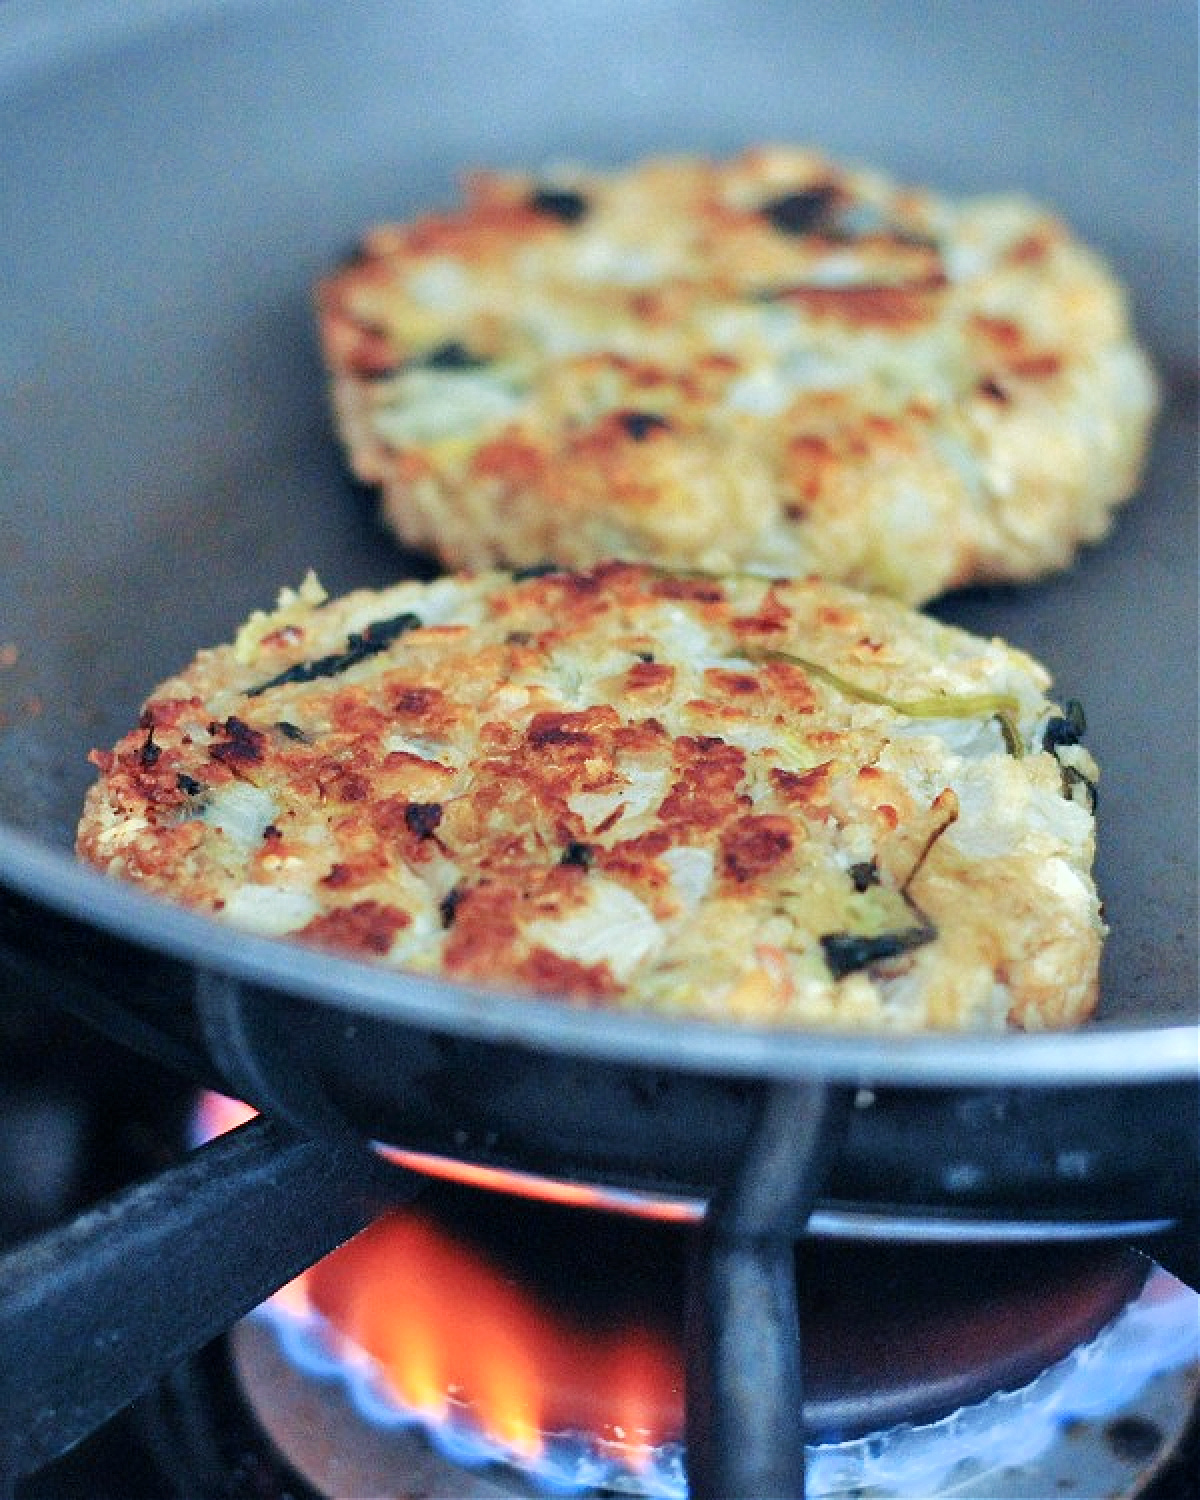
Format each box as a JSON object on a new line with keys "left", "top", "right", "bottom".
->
{"left": 77, "top": 563, "right": 1103, "bottom": 1031}
{"left": 317, "top": 145, "right": 1158, "bottom": 604}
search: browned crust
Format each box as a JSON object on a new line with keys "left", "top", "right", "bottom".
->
{"left": 78, "top": 563, "right": 1104, "bottom": 1030}
{"left": 315, "top": 147, "right": 1158, "bottom": 604}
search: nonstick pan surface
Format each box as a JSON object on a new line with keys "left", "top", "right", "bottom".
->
{"left": 0, "top": 0, "right": 1196, "bottom": 1102}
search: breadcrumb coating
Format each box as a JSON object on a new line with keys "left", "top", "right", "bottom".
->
{"left": 317, "top": 146, "right": 1158, "bottom": 603}
{"left": 78, "top": 564, "right": 1104, "bottom": 1031}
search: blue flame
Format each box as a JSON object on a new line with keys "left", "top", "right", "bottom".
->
{"left": 257, "top": 1267, "right": 1197, "bottom": 1498}
{"left": 260, "top": 1299, "right": 687, "bottom": 1497}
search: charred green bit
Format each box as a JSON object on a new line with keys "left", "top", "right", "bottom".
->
{"left": 1041, "top": 700, "right": 1096, "bottom": 806}
{"left": 175, "top": 772, "right": 204, "bottom": 797}
{"left": 529, "top": 186, "right": 589, "bottom": 224}
{"left": 275, "top": 721, "right": 312, "bottom": 743}
{"left": 560, "top": 840, "right": 594, "bottom": 869}
{"left": 819, "top": 922, "right": 937, "bottom": 979}
{"left": 760, "top": 184, "right": 840, "bottom": 235}
{"left": 849, "top": 860, "right": 879, "bottom": 892}
{"left": 135, "top": 710, "right": 162, "bottom": 766}
{"left": 138, "top": 729, "right": 161, "bottom": 768}
{"left": 818, "top": 860, "right": 941, "bottom": 979}
{"left": 208, "top": 716, "right": 267, "bottom": 767}
{"left": 512, "top": 563, "right": 562, "bottom": 581}
{"left": 419, "top": 341, "right": 488, "bottom": 371}
{"left": 438, "top": 886, "right": 464, "bottom": 928}
{"left": 755, "top": 649, "right": 1024, "bottom": 757}
{"left": 246, "top": 612, "right": 422, "bottom": 697}
{"left": 618, "top": 410, "right": 671, "bottom": 441}
{"left": 404, "top": 802, "right": 443, "bottom": 839}
{"left": 1042, "top": 699, "right": 1086, "bottom": 753}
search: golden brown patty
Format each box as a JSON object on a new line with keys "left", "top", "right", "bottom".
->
{"left": 78, "top": 564, "right": 1103, "bottom": 1031}
{"left": 317, "top": 146, "right": 1158, "bottom": 603}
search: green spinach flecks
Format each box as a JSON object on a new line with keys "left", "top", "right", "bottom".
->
{"left": 404, "top": 802, "right": 443, "bottom": 839}
{"left": 246, "top": 612, "right": 422, "bottom": 697}
{"left": 618, "top": 410, "right": 671, "bottom": 441}
{"left": 138, "top": 729, "right": 161, "bottom": 768}
{"left": 512, "top": 563, "right": 562, "bottom": 581}
{"left": 1042, "top": 700, "right": 1096, "bottom": 807}
{"left": 367, "top": 340, "right": 490, "bottom": 383}
{"left": 819, "top": 922, "right": 937, "bottom": 980}
{"left": 208, "top": 716, "right": 267, "bottom": 767}
{"left": 761, "top": 184, "right": 840, "bottom": 236}
{"left": 753, "top": 648, "right": 1024, "bottom": 757}
{"left": 420, "top": 341, "right": 489, "bottom": 371}
{"left": 1042, "top": 699, "right": 1086, "bottom": 753}
{"left": 849, "top": 860, "right": 879, "bottom": 892}
{"left": 529, "top": 186, "right": 589, "bottom": 224}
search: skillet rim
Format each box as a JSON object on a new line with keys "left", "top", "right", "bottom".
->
{"left": 3, "top": 827, "right": 1195, "bottom": 1087}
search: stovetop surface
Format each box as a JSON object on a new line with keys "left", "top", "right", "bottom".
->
{"left": 3, "top": 1003, "right": 1197, "bottom": 1500}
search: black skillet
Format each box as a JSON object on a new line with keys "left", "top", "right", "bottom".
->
{"left": 0, "top": 0, "right": 1196, "bottom": 1485}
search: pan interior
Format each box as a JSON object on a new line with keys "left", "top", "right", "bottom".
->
{"left": 0, "top": 0, "right": 1195, "bottom": 1057}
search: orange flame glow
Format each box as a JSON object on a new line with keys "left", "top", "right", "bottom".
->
{"left": 193, "top": 1089, "right": 258, "bottom": 1139}
{"left": 194, "top": 1093, "right": 683, "bottom": 1465}
{"left": 305, "top": 1209, "right": 682, "bottom": 1462}
{"left": 374, "top": 1143, "right": 703, "bottom": 1223}
{"left": 192, "top": 1091, "right": 313, "bottom": 1317}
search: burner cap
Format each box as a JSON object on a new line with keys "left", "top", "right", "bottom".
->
{"left": 226, "top": 1194, "right": 1197, "bottom": 1498}
{"left": 796, "top": 1238, "right": 1149, "bottom": 1437}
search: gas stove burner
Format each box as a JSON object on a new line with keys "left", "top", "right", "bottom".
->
{"left": 231, "top": 1268, "right": 1199, "bottom": 1498}
{"left": 226, "top": 1203, "right": 1199, "bottom": 1500}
